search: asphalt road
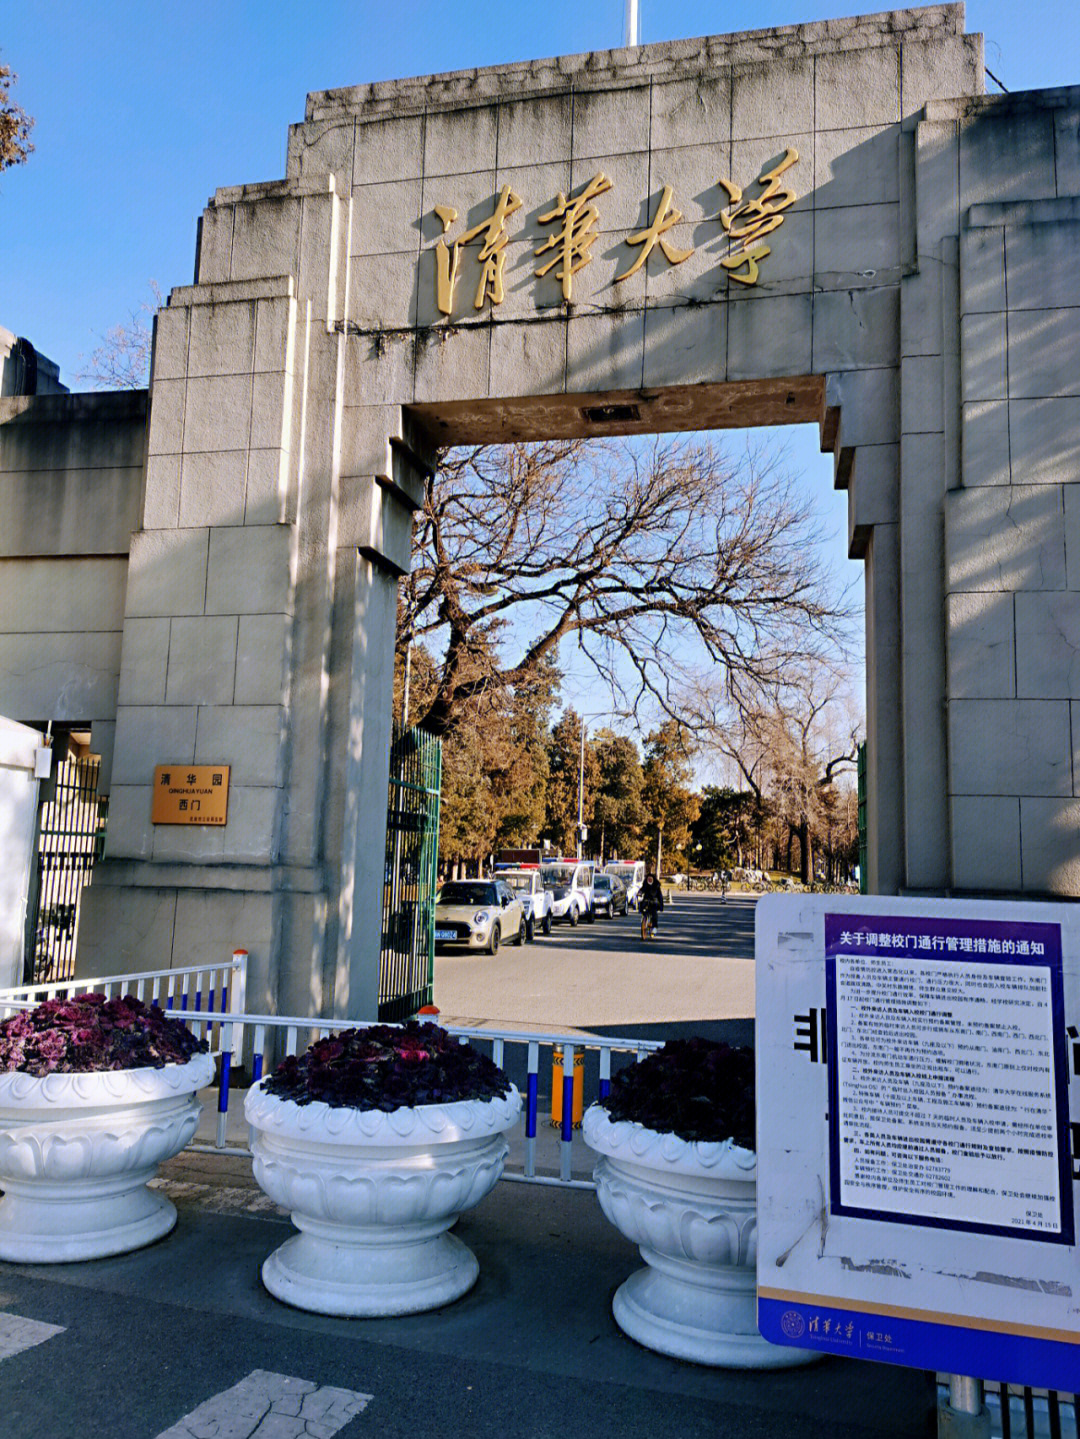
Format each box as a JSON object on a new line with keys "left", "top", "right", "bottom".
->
{"left": 434, "top": 891, "right": 759, "bottom": 1036}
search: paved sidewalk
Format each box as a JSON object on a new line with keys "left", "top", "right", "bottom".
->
{"left": 0, "top": 1158, "right": 936, "bottom": 1439}
{"left": 0, "top": 1104, "right": 937, "bottom": 1439}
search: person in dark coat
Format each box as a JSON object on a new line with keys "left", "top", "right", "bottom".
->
{"left": 639, "top": 867, "right": 665, "bottom": 935}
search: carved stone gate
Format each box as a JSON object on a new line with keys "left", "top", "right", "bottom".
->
{"left": 73, "top": 5, "right": 1080, "bottom": 1019}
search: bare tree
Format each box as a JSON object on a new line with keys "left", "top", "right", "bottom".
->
{"left": 709, "top": 660, "right": 860, "bottom": 883}
{"left": 400, "top": 435, "right": 850, "bottom": 737}
{"left": 75, "top": 282, "right": 162, "bottom": 390}
{"left": 0, "top": 57, "right": 33, "bottom": 172}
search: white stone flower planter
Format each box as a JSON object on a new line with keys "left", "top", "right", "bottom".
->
{"left": 0, "top": 1051, "right": 215, "bottom": 1263}
{"left": 244, "top": 1081, "right": 522, "bottom": 1317}
{"left": 582, "top": 1104, "right": 816, "bottom": 1368}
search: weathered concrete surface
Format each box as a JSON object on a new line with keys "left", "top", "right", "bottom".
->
{"left": 0, "top": 326, "right": 66, "bottom": 398}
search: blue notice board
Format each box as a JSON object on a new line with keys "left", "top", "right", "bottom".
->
{"left": 755, "top": 896, "right": 1079, "bottom": 1391}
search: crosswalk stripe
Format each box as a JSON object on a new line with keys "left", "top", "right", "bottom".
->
{"left": 0, "top": 1312, "right": 66, "bottom": 1362}
{"left": 153, "top": 1368, "right": 372, "bottom": 1438}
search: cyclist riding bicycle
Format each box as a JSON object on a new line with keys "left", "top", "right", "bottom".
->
{"left": 639, "top": 867, "right": 664, "bottom": 939}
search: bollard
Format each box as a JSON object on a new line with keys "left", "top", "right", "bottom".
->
{"left": 550, "top": 1045, "right": 584, "bottom": 1128}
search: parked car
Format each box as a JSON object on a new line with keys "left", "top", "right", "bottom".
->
{"left": 434, "top": 878, "right": 527, "bottom": 954}
{"left": 590, "top": 873, "right": 627, "bottom": 918}
{"left": 540, "top": 861, "right": 595, "bottom": 926}
{"left": 604, "top": 860, "right": 644, "bottom": 909}
{"left": 496, "top": 867, "right": 553, "bottom": 938}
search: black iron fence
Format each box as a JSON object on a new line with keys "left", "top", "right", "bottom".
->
{"left": 379, "top": 724, "right": 441, "bottom": 1022}
{"left": 28, "top": 755, "right": 108, "bottom": 983}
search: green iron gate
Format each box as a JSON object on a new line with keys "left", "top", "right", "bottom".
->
{"left": 28, "top": 754, "right": 109, "bottom": 982}
{"left": 379, "top": 723, "right": 442, "bottom": 1022}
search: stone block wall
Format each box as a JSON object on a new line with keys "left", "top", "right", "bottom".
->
{"left": 0, "top": 391, "right": 147, "bottom": 790}
{"left": 947, "top": 130, "right": 1080, "bottom": 893}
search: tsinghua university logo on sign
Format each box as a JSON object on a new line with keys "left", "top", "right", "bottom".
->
{"left": 431, "top": 148, "right": 799, "bottom": 313}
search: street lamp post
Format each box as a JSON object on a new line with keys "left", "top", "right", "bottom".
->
{"left": 577, "top": 719, "right": 585, "bottom": 860}
{"left": 574, "top": 709, "right": 619, "bottom": 861}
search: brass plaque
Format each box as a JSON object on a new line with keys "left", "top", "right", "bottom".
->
{"left": 152, "top": 765, "right": 230, "bottom": 825}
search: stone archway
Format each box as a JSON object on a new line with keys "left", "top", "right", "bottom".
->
{"left": 78, "top": 5, "right": 1080, "bottom": 1019}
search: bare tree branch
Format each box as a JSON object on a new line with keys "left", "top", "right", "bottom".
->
{"left": 702, "top": 657, "right": 862, "bottom": 882}
{"left": 75, "top": 282, "right": 162, "bottom": 390}
{"left": 402, "top": 435, "right": 853, "bottom": 735}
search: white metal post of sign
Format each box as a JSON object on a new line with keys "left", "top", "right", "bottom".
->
{"left": 755, "top": 895, "right": 1079, "bottom": 1392}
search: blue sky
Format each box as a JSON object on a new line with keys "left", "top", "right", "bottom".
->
{"left": 4, "top": 0, "right": 1076, "bottom": 384}
{"left": 4, "top": 1, "right": 1077, "bottom": 737}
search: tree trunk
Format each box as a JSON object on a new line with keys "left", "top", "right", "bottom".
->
{"left": 799, "top": 818, "right": 812, "bottom": 885}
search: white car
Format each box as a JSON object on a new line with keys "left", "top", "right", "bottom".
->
{"left": 496, "top": 868, "right": 553, "bottom": 938}
{"left": 434, "top": 878, "right": 527, "bottom": 954}
{"left": 540, "top": 861, "right": 595, "bottom": 926}
{"left": 605, "top": 860, "right": 644, "bottom": 909}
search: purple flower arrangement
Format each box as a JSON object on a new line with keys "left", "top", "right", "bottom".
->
{"left": 264, "top": 1021, "right": 512, "bottom": 1111}
{"left": 599, "top": 1038, "right": 755, "bottom": 1148}
{"left": 0, "top": 994, "right": 208, "bottom": 1076}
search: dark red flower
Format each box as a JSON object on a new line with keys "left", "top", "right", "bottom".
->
{"left": 0, "top": 994, "right": 208, "bottom": 1074}
{"left": 264, "top": 1021, "right": 510, "bottom": 1111}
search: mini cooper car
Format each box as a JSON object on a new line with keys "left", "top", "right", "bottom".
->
{"left": 434, "top": 879, "right": 527, "bottom": 954}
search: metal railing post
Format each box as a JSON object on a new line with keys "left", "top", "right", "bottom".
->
{"left": 560, "top": 1043, "right": 575, "bottom": 1182}
{"left": 525, "top": 1042, "right": 539, "bottom": 1178}
{"left": 939, "top": 1376, "right": 991, "bottom": 1439}
{"left": 216, "top": 1023, "right": 233, "bottom": 1150}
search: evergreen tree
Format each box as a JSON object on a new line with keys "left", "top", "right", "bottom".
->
{"left": 592, "top": 730, "right": 646, "bottom": 861}
{"left": 543, "top": 710, "right": 599, "bottom": 856}
{"left": 640, "top": 721, "right": 701, "bottom": 873}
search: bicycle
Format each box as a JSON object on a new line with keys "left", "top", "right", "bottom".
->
{"left": 640, "top": 903, "right": 660, "bottom": 941}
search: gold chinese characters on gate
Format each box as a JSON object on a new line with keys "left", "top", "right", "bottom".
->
{"left": 431, "top": 147, "right": 798, "bottom": 317}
